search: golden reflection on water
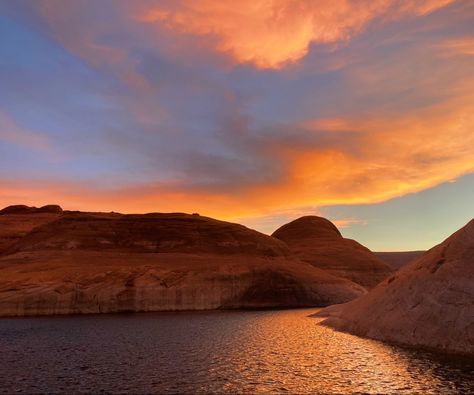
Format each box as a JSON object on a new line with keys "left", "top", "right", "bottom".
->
{"left": 201, "top": 309, "right": 462, "bottom": 394}
{"left": 0, "top": 309, "right": 471, "bottom": 393}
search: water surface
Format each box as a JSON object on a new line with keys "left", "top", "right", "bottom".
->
{"left": 0, "top": 309, "right": 473, "bottom": 394}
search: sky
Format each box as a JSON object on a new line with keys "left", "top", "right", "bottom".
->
{"left": 0, "top": 0, "right": 473, "bottom": 251}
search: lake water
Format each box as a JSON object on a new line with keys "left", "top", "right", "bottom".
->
{"left": 0, "top": 309, "right": 473, "bottom": 394}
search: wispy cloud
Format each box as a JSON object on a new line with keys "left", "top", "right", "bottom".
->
{"left": 333, "top": 218, "right": 368, "bottom": 229}
{"left": 438, "top": 37, "right": 474, "bottom": 56}
{"left": 0, "top": 112, "right": 51, "bottom": 152}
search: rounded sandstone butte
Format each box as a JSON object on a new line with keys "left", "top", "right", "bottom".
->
{"left": 10, "top": 212, "right": 290, "bottom": 256}
{"left": 272, "top": 216, "right": 393, "bottom": 289}
{"left": 36, "top": 205, "right": 63, "bottom": 214}
{"left": 0, "top": 205, "right": 37, "bottom": 215}
{"left": 273, "top": 216, "right": 342, "bottom": 242}
{"left": 0, "top": 211, "right": 366, "bottom": 315}
{"left": 0, "top": 204, "right": 63, "bottom": 215}
{"left": 319, "top": 218, "right": 474, "bottom": 356}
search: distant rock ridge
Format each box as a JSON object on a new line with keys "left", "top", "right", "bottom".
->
{"left": 374, "top": 251, "right": 425, "bottom": 270}
{"left": 272, "top": 216, "right": 393, "bottom": 288}
{"left": 0, "top": 208, "right": 366, "bottom": 316}
{"left": 0, "top": 204, "right": 63, "bottom": 215}
{"left": 318, "top": 219, "right": 474, "bottom": 356}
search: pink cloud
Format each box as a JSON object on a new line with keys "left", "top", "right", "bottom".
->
{"left": 137, "top": 0, "right": 456, "bottom": 68}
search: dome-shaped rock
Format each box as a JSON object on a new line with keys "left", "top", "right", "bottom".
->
{"left": 272, "top": 216, "right": 393, "bottom": 288}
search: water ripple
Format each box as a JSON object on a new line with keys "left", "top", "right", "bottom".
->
{"left": 0, "top": 309, "right": 473, "bottom": 394}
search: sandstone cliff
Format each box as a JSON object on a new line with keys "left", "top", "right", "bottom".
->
{"left": 272, "top": 216, "right": 393, "bottom": 288}
{"left": 0, "top": 210, "right": 365, "bottom": 316}
{"left": 319, "top": 219, "right": 474, "bottom": 356}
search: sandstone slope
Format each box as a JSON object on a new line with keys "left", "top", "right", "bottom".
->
{"left": 319, "top": 219, "right": 474, "bottom": 356}
{"left": 0, "top": 205, "right": 62, "bottom": 254}
{"left": 272, "top": 216, "right": 393, "bottom": 288}
{"left": 0, "top": 210, "right": 365, "bottom": 316}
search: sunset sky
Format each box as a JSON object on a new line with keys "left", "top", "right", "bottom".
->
{"left": 1, "top": 0, "right": 473, "bottom": 250}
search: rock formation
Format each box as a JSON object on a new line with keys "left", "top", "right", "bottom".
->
{"left": 319, "top": 219, "right": 474, "bottom": 356}
{"left": 0, "top": 204, "right": 63, "bottom": 215}
{"left": 0, "top": 208, "right": 365, "bottom": 316}
{"left": 272, "top": 216, "right": 393, "bottom": 288}
{"left": 0, "top": 207, "right": 62, "bottom": 254}
{"left": 374, "top": 251, "right": 425, "bottom": 270}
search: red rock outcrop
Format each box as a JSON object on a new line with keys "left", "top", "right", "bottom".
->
{"left": 0, "top": 211, "right": 62, "bottom": 254}
{"left": 0, "top": 204, "right": 63, "bottom": 215}
{"left": 319, "top": 219, "right": 474, "bottom": 356}
{"left": 272, "top": 216, "right": 393, "bottom": 288}
{"left": 0, "top": 210, "right": 365, "bottom": 316}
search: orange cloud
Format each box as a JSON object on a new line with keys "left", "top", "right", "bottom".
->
{"left": 333, "top": 218, "right": 368, "bottom": 228}
{"left": 138, "top": 0, "right": 456, "bottom": 68}
{"left": 253, "top": 101, "right": 474, "bottom": 211}
{"left": 2, "top": 97, "right": 473, "bottom": 223}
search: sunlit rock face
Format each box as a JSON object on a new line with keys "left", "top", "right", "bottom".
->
{"left": 0, "top": 209, "right": 365, "bottom": 316}
{"left": 319, "top": 219, "right": 474, "bottom": 356}
{"left": 272, "top": 216, "right": 393, "bottom": 289}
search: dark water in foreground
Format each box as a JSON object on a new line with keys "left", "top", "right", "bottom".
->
{"left": 0, "top": 309, "right": 473, "bottom": 394}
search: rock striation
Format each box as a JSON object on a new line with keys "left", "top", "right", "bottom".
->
{"left": 319, "top": 219, "right": 474, "bottom": 356}
{"left": 272, "top": 216, "right": 393, "bottom": 288}
{"left": 0, "top": 209, "right": 365, "bottom": 316}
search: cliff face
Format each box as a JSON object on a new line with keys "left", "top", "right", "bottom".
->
{"left": 319, "top": 219, "right": 474, "bottom": 356}
{"left": 0, "top": 210, "right": 365, "bottom": 316}
{"left": 272, "top": 216, "right": 393, "bottom": 288}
